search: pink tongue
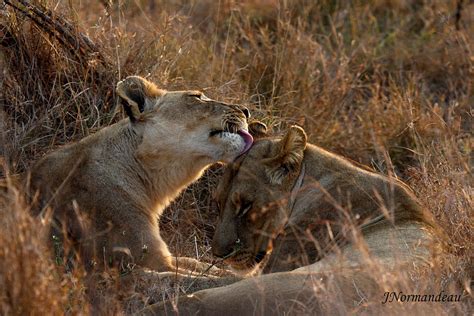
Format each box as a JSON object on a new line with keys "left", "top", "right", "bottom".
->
{"left": 237, "top": 130, "right": 254, "bottom": 154}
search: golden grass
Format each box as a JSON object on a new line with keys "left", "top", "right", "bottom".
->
{"left": 0, "top": 0, "right": 472, "bottom": 314}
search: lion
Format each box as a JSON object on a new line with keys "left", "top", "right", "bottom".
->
{"left": 211, "top": 122, "right": 439, "bottom": 275}
{"left": 140, "top": 122, "right": 445, "bottom": 315}
{"left": 24, "top": 75, "right": 253, "bottom": 273}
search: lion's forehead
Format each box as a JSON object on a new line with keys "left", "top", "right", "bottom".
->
{"left": 233, "top": 141, "right": 278, "bottom": 178}
{"left": 216, "top": 139, "right": 285, "bottom": 205}
{"left": 158, "top": 93, "right": 246, "bottom": 121}
{"left": 246, "top": 139, "right": 279, "bottom": 159}
{"left": 219, "top": 141, "right": 276, "bottom": 186}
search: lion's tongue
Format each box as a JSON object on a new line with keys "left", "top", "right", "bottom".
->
{"left": 237, "top": 130, "right": 254, "bottom": 154}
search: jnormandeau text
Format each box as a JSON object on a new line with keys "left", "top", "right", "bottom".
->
{"left": 382, "top": 291, "right": 461, "bottom": 304}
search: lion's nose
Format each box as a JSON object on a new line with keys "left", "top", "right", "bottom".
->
{"left": 212, "top": 238, "right": 241, "bottom": 258}
{"left": 212, "top": 245, "right": 233, "bottom": 258}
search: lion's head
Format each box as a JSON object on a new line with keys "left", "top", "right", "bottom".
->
{"left": 211, "top": 122, "right": 307, "bottom": 274}
{"left": 116, "top": 76, "right": 253, "bottom": 164}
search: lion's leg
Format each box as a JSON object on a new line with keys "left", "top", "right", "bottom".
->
{"left": 107, "top": 220, "right": 174, "bottom": 272}
{"left": 139, "top": 271, "right": 322, "bottom": 315}
{"left": 173, "top": 257, "right": 235, "bottom": 277}
{"left": 139, "top": 270, "right": 382, "bottom": 315}
{"left": 128, "top": 268, "right": 242, "bottom": 297}
{"left": 134, "top": 230, "right": 174, "bottom": 271}
{"left": 113, "top": 225, "right": 223, "bottom": 275}
{"left": 109, "top": 221, "right": 235, "bottom": 277}
{"left": 134, "top": 236, "right": 223, "bottom": 275}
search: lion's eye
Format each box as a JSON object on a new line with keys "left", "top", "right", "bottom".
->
{"left": 188, "top": 92, "right": 202, "bottom": 100}
{"left": 200, "top": 94, "right": 211, "bottom": 101}
{"left": 212, "top": 199, "right": 222, "bottom": 213}
{"left": 237, "top": 201, "right": 253, "bottom": 217}
{"left": 189, "top": 92, "right": 212, "bottom": 102}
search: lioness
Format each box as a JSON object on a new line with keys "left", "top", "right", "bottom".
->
{"left": 25, "top": 76, "right": 253, "bottom": 272}
{"left": 212, "top": 122, "right": 438, "bottom": 274}
{"left": 141, "top": 123, "right": 444, "bottom": 315}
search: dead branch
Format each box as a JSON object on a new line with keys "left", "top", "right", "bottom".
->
{"left": 3, "top": 0, "right": 109, "bottom": 65}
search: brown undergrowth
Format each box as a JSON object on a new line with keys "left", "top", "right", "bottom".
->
{"left": 0, "top": 0, "right": 472, "bottom": 314}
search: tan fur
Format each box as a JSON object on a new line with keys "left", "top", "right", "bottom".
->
{"left": 142, "top": 265, "right": 446, "bottom": 316}
{"left": 212, "top": 124, "right": 439, "bottom": 274}
{"left": 141, "top": 124, "right": 444, "bottom": 315}
{"left": 25, "top": 76, "right": 251, "bottom": 272}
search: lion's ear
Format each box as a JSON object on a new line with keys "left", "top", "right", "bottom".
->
{"left": 116, "top": 76, "right": 166, "bottom": 121}
{"left": 248, "top": 121, "right": 268, "bottom": 139}
{"left": 263, "top": 125, "right": 307, "bottom": 185}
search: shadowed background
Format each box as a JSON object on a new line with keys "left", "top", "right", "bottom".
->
{"left": 0, "top": 0, "right": 472, "bottom": 314}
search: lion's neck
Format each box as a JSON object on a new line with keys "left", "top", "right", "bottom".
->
{"left": 141, "top": 157, "right": 210, "bottom": 214}
{"left": 284, "top": 149, "right": 373, "bottom": 258}
{"left": 133, "top": 135, "right": 213, "bottom": 214}
{"left": 94, "top": 121, "right": 211, "bottom": 217}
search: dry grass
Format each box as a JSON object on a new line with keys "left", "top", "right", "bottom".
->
{"left": 0, "top": 0, "right": 472, "bottom": 314}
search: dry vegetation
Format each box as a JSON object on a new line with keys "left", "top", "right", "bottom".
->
{"left": 0, "top": 0, "right": 472, "bottom": 314}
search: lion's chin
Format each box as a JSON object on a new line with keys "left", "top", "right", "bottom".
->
{"left": 211, "top": 131, "right": 250, "bottom": 163}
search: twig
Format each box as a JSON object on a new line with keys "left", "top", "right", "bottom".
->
{"left": 4, "top": 0, "right": 108, "bottom": 64}
{"left": 183, "top": 244, "right": 242, "bottom": 293}
{"left": 455, "top": 0, "right": 464, "bottom": 31}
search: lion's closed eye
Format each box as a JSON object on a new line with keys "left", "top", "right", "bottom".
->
{"left": 238, "top": 200, "right": 253, "bottom": 217}
{"left": 189, "top": 92, "right": 213, "bottom": 102}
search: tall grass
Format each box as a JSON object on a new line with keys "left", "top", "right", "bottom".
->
{"left": 0, "top": 0, "right": 472, "bottom": 314}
